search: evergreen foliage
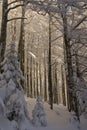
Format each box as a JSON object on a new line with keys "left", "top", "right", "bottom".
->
{"left": 0, "top": 41, "right": 30, "bottom": 130}
{"left": 32, "top": 96, "right": 47, "bottom": 127}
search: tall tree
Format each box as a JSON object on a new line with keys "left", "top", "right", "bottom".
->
{"left": 0, "top": 0, "right": 8, "bottom": 62}
{"left": 48, "top": 12, "right": 53, "bottom": 109}
{"left": 18, "top": 0, "right": 26, "bottom": 89}
{"left": 0, "top": 41, "right": 30, "bottom": 129}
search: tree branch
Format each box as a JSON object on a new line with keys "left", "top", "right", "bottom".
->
{"left": 6, "top": 4, "right": 24, "bottom": 14}
{"left": 72, "top": 15, "right": 87, "bottom": 31}
{"left": 8, "top": 0, "right": 23, "bottom": 6}
{"left": 7, "top": 17, "right": 27, "bottom": 22}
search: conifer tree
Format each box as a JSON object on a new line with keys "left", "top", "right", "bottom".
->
{"left": 0, "top": 41, "right": 31, "bottom": 130}
{"left": 32, "top": 96, "right": 47, "bottom": 127}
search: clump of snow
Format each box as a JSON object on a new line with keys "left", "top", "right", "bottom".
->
{"left": 0, "top": 115, "right": 15, "bottom": 130}
{"left": 32, "top": 96, "right": 47, "bottom": 127}
{"left": 11, "top": 120, "right": 19, "bottom": 130}
{"left": 0, "top": 97, "right": 5, "bottom": 116}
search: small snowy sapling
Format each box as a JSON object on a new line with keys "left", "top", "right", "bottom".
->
{"left": 32, "top": 96, "right": 47, "bottom": 127}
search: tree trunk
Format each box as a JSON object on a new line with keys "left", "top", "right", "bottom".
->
{"left": 53, "top": 64, "right": 58, "bottom": 104}
{"left": 30, "top": 56, "right": 33, "bottom": 98}
{"left": 33, "top": 60, "right": 36, "bottom": 98}
{"left": 0, "top": 0, "right": 8, "bottom": 62}
{"left": 48, "top": 13, "right": 53, "bottom": 109}
{"left": 39, "top": 63, "right": 42, "bottom": 97}
{"left": 61, "top": 65, "right": 66, "bottom": 106}
{"left": 36, "top": 62, "right": 39, "bottom": 97}
{"left": 44, "top": 50, "right": 47, "bottom": 101}
{"left": 63, "top": 14, "right": 73, "bottom": 111}
{"left": 12, "top": 18, "right": 17, "bottom": 42}
{"left": 62, "top": 8, "right": 79, "bottom": 121}
{"left": 26, "top": 49, "right": 29, "bottom": 97}
{"left": 18, "top": 2, "right": 25, "bottom": 89}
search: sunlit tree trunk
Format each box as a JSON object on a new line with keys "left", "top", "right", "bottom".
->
{"left": 44, "top": 50, "right": 47, "bottom": 101}
{"left": 36, "top": 62, "right": 39, "bottom": 97}
{"left": 39, "top": 63, "right": 42, "bottom": 97}
{"left": 33, "top": 60, "right": 36, "bottom": 98}
{"left": 30, "top": 56, "right": 33, "bottom": 97}
{"left": 61, "top": 64, "right": 66, "bottom": 106}
{"left": 12, "top": 18, "right": 17, "bottom": 42}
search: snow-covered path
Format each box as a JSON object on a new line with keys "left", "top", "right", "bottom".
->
{"left": 26, "top": 97, "right": 87, "bottom": 130}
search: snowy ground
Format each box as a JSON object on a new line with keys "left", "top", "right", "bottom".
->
{"left": 0, "top": 97, "right": 87, "bottom": 130}
{"left": 26, "top": 97, "right": 87, "bottom": 130}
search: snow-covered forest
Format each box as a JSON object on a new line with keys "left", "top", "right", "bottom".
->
{"left": 0, "top": 0, "right": 87, "bottom": 130}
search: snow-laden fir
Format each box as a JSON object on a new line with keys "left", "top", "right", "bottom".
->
{"left": 32, "top": 96, "right": 47, "bottom": 127}
{"left": 0, "top": 42, "right": 31, "bottom": 130}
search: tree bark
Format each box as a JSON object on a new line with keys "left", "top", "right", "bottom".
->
{"left": 53, "top": 64, "right": 58, "bottom": 104}
{"left": 48, "top": 13, "right": 53, "bottom": 109}
{"left": 36, "top": 62, "right": 39, "bottom": 97}
{"left": 0, "top": 0, "right": 8, "bottom": 62}
{"left": 44, "top": 50, "right": 47, "bottom": 101}
{"left": 39, "top": 63, "right": 42, "bottom": 97}
{"left": 61, "top": 64, "right": 66, "bottom": 106}
{"left": 30, "top": 56, "right": 33, "bottom": 97}
{"left": 62, "top": 7, "right": 80, "bottom": 121}
{"left": 18, "top": 1, "right": 25, "bottom": 89}
{"left": 62, "top": 13, "right": 74, "bottom": 111}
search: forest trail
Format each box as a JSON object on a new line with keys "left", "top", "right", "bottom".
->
{"left": 26, "top": 97, "right": 87, "bottom": 130}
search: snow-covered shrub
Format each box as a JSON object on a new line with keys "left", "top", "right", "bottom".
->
{"left": 0, "top": 42, "right": 31, "bottom": 130}
{"left": 70, "top": 111, "right": 80, "bottom": 129}
{"left": 32, "top": 96, "right": 47, "bottom": 127}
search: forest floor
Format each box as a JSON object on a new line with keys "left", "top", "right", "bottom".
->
{"left": 26, "top": 97, "right": 87, "bottom": 130}
{"left": 0, "top": 97, "right": 87, "bottom": 130}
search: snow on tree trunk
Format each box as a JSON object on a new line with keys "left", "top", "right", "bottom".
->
{"left": 73, "top": 75, "right": 87, "bottom": 118}
{"left": 0, "top": 41, "right": 31, "bottom": 130}
{"left": 32, "top": 96, "right": 47, "bottom": 127}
